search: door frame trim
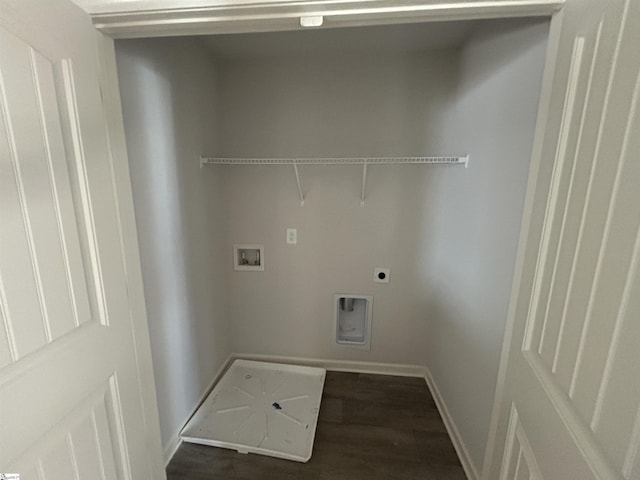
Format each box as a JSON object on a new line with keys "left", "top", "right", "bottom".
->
{"left": 88, "top": 0, "right": 564, "bottom": 38}
{"left": 94, "top": 31, "right": 167, "bottom": 480}
{"left": 479, "top": 9, "right": 565, "bottom": 479}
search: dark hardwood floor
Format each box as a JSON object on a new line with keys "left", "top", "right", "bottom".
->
{"left": 166, "top": 372, "right": 467, "bottom": 479}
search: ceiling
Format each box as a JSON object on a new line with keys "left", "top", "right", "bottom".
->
{"left": 199, "top": 21, "right": 477, "bottom": 59}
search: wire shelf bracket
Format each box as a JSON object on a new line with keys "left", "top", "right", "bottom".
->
{"left": 200, "top": 155, "right": 469, "bottom": 206}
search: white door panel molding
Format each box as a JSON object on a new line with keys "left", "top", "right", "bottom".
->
{"left": 485, "top": 0, "right": 640, "bottom": 478}
{"left": 0, "top": 0, "right": 164, "bottom": 477}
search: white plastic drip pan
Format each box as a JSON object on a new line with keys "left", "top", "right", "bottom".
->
{"left": 180, "top": 359, "right": 326, "bottom": 463}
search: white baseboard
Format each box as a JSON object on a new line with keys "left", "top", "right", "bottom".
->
{"left": 233, "top": 352, "right": 428, "bottom": 378}
{"left": 424, "top": 368, "right": 480, "bottom": 480}
{"left": 162, "top": 353, "right": 234, "bottom": 466}
{"left": 163, "top": 430, "right": 182, "bottom": 468}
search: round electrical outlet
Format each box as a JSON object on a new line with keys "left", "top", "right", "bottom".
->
{"left": 374, "top": 267, "right": 390, "bottom": 283}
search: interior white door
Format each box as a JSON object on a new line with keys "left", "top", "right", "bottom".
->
{"left": 485, "top": 0, "right": 640, "bottom": 478}
{"left": 0, "top": 1, "right": 164, "bottom": 479}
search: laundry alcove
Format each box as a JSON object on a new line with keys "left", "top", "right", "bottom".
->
{"left": 115, "top": 16, "right": 550, "bottom": 474}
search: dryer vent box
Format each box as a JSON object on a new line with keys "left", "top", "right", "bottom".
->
{"left": 334, "top": 294, "right": 372, "bottom": 350}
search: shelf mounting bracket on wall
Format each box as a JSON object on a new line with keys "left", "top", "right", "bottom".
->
{"left": 292, "top": 162, "right": 305, "bottom": 206}
{"left": 200, "top": 155, "right": 469, "bottom": 206}
{"left": 361, "top": 163, "right": 368, "bottom": 207}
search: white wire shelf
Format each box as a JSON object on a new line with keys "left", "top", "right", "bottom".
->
{"left": 200, "top": 156, "right": 468, "bottom": 166}
{"left": 199, "top": 155, "right": 469, "bottom": 206}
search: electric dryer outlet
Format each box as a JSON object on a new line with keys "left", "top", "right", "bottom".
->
{"left": 374, "top": 268, "right": 390, "bottom": 283}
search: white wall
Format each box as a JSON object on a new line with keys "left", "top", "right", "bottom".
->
{"left": 115, "top": 37, "right": 231, "bottom": 458}
{"left": 217, "top": 52, "right": 458, "bottom": 364}
{"left": 421, "top": 19, "right": 550, "bottom": 471}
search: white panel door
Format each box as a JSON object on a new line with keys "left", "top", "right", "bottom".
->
{"left": 486, "top": 0, "right": 640, "bottom": 478}
{"left": 0, "top": 1, "right": 164, "bottom": 478}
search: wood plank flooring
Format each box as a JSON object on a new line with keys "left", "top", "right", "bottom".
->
{"left": 166, "top": 372, "right": 467, "bottom": 480}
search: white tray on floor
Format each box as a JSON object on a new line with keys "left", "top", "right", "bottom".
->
{"left": 180, "top": 359, "right": 326, "bottom": 462}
